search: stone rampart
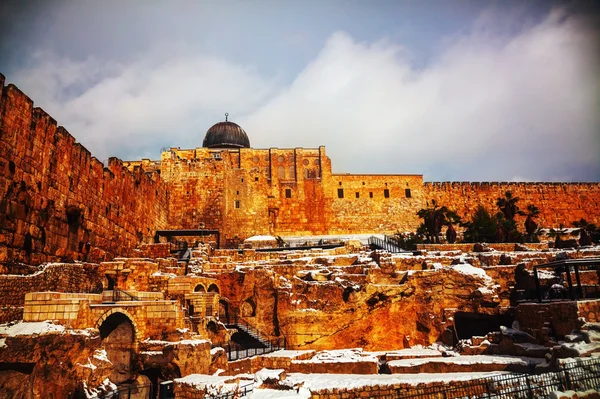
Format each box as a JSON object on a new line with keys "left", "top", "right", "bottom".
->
{"left": 424, "top": 181, "right": 600, "bottom": 228}
{"left": 0, "top": 75, "right": 168, "bottom": 264}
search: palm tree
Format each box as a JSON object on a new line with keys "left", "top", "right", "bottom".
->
{"left": 548, "top": 225, "right": 569, "bottom": 248}
{"left": 444, "top": 211, "right": 462, "bottom": 244}
{"left": 416, "top": 200, "right": 450, "bottom": 244}
{"left": 496, "top": 191, "right": 523, "bottom": 221}
{"left": 572, "top": 218, "right": 598, "bottom": 246}
{"left": 523, "top": 204, "right": 541, "bottom": 242}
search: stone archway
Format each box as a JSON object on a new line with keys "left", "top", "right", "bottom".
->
{"left": 194, "top": 284, "right": 206, "bottom": 292}
{"left": 241, "top": 298, "right": 256, "bottom": 318}
{"left": 96, "top": 309, "right": 139, "bottom": 384}
{"left": 207, "top": 284, "right": 220, "bottom": 294}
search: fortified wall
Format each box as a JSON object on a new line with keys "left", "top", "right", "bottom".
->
{"left": 424, "top": 182, "right": 600, "bottom": 229}
{"left": 0, "top": 74, "right": 169, "bottom": 264}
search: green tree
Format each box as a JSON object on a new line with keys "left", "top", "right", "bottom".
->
{"left": 523, "top": 204, "right": 541, "bottom": 242}
{"left": 462, "top": 205, "right": 500, "bottom": 243}
{"left": 444, "top": 211, "right": 462, "bottom": 244}
{"left": 496, "top": 191, "right": 523, "bottom": 221}
{"left": 572, "top": 218, "right": 598, "bottom": 246}
{"left": 416, "top": 200, "right": 449, "bottom": 243}
{"left": 548, "top": 225, "right": 569, "bottom": 248}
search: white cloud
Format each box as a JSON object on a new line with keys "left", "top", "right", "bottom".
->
{"left": 10, "top": 8, "right": 599, "bottom": 180}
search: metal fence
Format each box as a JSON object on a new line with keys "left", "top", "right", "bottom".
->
{"left": 394, "top": 357, "right": 600, "bottom": 399}
{"left": 368, "top": 235, "right": 408, "bottom": 253}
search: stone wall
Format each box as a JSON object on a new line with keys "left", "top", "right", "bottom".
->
{"left": 424, "top": 182, "right": 600, "bottom": 230}
{"left": 516, "top": 301, "right": 580, "bottom": 338}
{"left": 0, "top": 75, "right": 168, "bottom": 265}
{"left": 0, "top": 263, "right": 101, "bottom": 307}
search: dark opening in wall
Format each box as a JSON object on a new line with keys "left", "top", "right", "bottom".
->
{"left": 338, "top": 188, "right": 344, "bottom": 198}
{"left": 66, "top": 206, "right": 82, "bottom": 233}
{"left": 405, "top": 188, "right": 412, "bottom": 198}
{"left": 234, "top": 200, "right": 240, "bottom": 209}
{"left": 384, "top": 189, "right": 390, "bottom": 198}
{"left": 207, "top": 284, "right": 220, "bottom": 294}
{"left": 207, "top": 320, "right": 218, "bottom": 334}
{"left": 369, "top": 192, "right": 373, "bottom": 198}
{"left": 23, "top": 233, "right": 33, "bottom": 255}
{"left": 255, "top": 177, "right": 259, "bottom": 182}
{"left": 8, "top": 161, "right": 15, "bottom": 175}
{"left": 355, "top": 192, "right": 360, "bottom": 198}
{"left": 454, "top": 311, "right": 514, "bottom": 339}
{"left": 285, "top": 188, "right": 292, "bottom": 198}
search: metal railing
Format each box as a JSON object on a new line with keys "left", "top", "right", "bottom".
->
{"left": 524, "top": 258, "right": 600, "bottom": 303}
{"left": 223, "top": 314, "right": 286, "bottom": 361}
{"left": 112, "top": 290, "right": 140, "bottom": 302}
{"left": 357, "top": 357, "right": 600, "bottom": 399}
{"left": 204, "top": 381, "right": 255, "bottom": 399}
{"left": 368, "top": 235, "right": 407, "bottom": 253}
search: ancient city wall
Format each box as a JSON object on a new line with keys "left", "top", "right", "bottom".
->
{"left": 0, "top": 75, "right": 169, "bottom": 264}
{"left": 424, "top": 182, "right": 600, "bottom": 229}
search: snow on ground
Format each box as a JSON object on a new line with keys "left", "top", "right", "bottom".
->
{"left": 93, "top": 349, "right": 111, "bottom": 363}
{"left": 248, "top": 388, "right": 311, "bottom": 398}
{"left": 383, "top": 348, "right": 443, "bottom": 359}
{"left": 262, "top": 350, "right": 315, "bottom": 359}
{"left": 387, "top": 354, "right": 544, "bottom": 368}
{"left": 449, "top": 263, "right": 492, "bottom": 282}
{"left": 0, "top": 338, "right": 5, "bottom": 348}
{"left": 176, "top": 374, "right": 250, "bottom": 393}
{"left": 0, "top": 321, "right": 66, "bottom": 336}
{"left": 295, "top": 348, "right": 378, "bottom": 364}
{"left": 283, "top": 372, "right": 509, "bottom": 391}
{"left": 245, "top": 235, "right": 277, "bottom": 242}
{"left": 171, "top": 339, "right": 210, "bottom": 347}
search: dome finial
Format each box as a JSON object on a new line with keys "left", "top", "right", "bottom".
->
{"left": 225, "top": 112, "right": 229, "bottom": 122}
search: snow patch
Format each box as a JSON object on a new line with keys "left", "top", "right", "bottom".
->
{"left": 449, "top": 264, "right": 492, "bottom": 282}
{"left": 0, "top": 321, "right": 66, "bottom": 336}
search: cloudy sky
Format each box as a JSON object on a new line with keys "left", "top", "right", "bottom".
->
{"left": 0, "top": 0, "right": 598, "bottom": 182}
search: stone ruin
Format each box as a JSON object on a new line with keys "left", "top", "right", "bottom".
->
{"left": 1, "top": 240, "right": 600, "bottom": 398}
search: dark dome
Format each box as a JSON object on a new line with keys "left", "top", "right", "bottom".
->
{"left": 203, "top": 119, "right": 250, "bottom": 149}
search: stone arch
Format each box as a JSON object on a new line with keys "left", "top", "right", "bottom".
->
{"left": 95, "top": 308, "right": 142, "bottom": 342}
{"left": 97, "top": 308, "right": 138, "bottom": 384}
{"left": 207, "top": 284, "right": 220, "bottom": 294}
{"left": 194, "top": 283, "right": 206, "bottom": 292}
{"left": 241, "top": 298, "right": 256, "bottom": 318}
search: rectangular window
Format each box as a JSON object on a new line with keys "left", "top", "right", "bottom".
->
{"left": 234, "top": 200, "right": 240, "bottom": 209}
{"left": 405, "top": 188, "right": 412, "bottom": 198}
{"left": 255, "top": 177, "right": 259, "bottom": 182}
{"left": 236, "top": 190, "right": 240, "bottom": 195}
{"left": 384, "top": 189, "right": 390, "bottom": 198}
{"left": 285, "top": 188, "right": 292, "bottom": 198}
{"left": 212, "top": 152, "right": 221, "bottom": 159}
{"left": 369, "top": 192, "right": 373, "bottom": 198}
{"left": 355, "top": 192, "right": 360, "bottom": 198}
{"left": 338, "top": 188, "right": 344, "bottom": 199}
